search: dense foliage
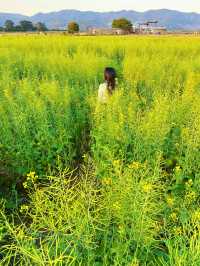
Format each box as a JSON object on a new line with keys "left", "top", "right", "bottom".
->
{"left": 1, "top": 35, "right": 200, "bottom": 265}
{"left": 4, "top": 20, "right": 15, "bottom": 32}
{"left": 68, "top": 22, "right": 80, "bottom": 34}
{"left": 2, "top": 20, "right": 48, "bottom": 32}
{"left": 112, "top": 18, "right": 133, "bottom": 32}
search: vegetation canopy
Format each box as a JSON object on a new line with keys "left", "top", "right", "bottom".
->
{"left": 2, "top": 20, "right": 48, "bottom": 32}
{"left": 4, "top": 20, "right": 15, "bottom": 32}
{"left": 68, "top": 21, "right": 80, "bottom": 34}
{"left": 112, "top": 17, "right": 133, "bottom": 32}
{"left": 0, "top": 35, "right": 200, "bottom": 265}
{"left": 35, "top": 22, "right": 48, "bottom": 32}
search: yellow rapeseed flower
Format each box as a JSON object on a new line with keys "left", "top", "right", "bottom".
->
{"left": 128, "top": 161, "right": 141, "bottom": 170}
{"left": 192, "top": 210, "right": 200, "bottom": 223}
{"left": 113, "top": 201, "right": 121, "bottom": 210}
{"left": 185, "top": 191, "right": 196, "bottom": 203}
{"left": 118, "top": 224, "right": 124, "bottom": 230}
{"left": 27, "top": 171, "right": 38, "bottom": 182}
{"left": 166, "top": 196, "right": 174, "bottom": 207}
{"left": 23, "top": 171, "right": 38, "bottom": 189}
{"left": 118, "top": 224, "right": 125, "bottom": 235}
{"left": 113, "top": 160, "right": 121, "bottom": 166}
{"left": 63, "top": 179, "right": 69, "bottom": 185}
{"left": 20, "top": 205, "right": 29, "bottom": 213}
{"left": 185, "top": 179, "right": 193, "bottom": 188}
{"left": 23, "top": 181, "right": 28, "bottom": 189}
{"left": 130, "top": 258, "right": 139, "bottom": 266}
{"left": 170, "top": 212, "right": 178, "bottom": 222}
{"left": 142, "top": 182, "right": 153, "bottom": 193}
{"left": 175, "top": 166, "right": 181, "bottom": 173}
{"left": 173, "top": 227, "right": 182, "bottom": 236}
{"left": 27, "top": 171, "right": 36, "bottom": 177}
{"left": 102, "top": 178, "right": 112, "bottom": 186}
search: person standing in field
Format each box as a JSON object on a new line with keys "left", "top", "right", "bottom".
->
{"left": 98, "top": 67, "right": 117, "bottom": 103}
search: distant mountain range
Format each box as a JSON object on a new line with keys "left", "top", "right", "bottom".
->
{"left": 0, "top": 9, "right": 200, "bottom": 30}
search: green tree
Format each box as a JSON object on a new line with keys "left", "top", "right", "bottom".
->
{"left": 19, "top": 20, "right": 35, "bottom": 32}
{"left": 4, "top": 20, "right": 15, "bottom": 32}
{"left": 68, "top": 21, "right": 79, "bottom": 34}
{"left": 14, "top": 25, "right": 22, "bottom": 32}
{"left": 112, "top": 18, "right": 133, "bottom": 32}
{"left": 35, "top": 22, "right": 48, "bottom": 32}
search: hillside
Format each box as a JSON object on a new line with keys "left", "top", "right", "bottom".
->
{"left": 0, "top": 9, "right": 200, "bottom": 30}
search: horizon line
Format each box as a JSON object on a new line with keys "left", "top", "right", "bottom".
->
{"left": 1, "top": 8, "right": 200, "bottom": 17}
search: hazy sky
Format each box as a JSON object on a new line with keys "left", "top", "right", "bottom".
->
{"left": 0, "top": 0, "right": 200, "bottom": 15}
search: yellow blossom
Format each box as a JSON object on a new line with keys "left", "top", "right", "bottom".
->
{"left": 113, "top": 202, "right": 121, "bottom": 210}
{"left": 118, "top": 224, "right": 125, "bottom": 235}
{"left": 128, "top": 161, "right": 141, "bottom": 170}
{"left": 23, "top": 182, "right": 28, "bottom": 189}
{"left": 23, "top": 171, "right": 38, "bottom": 189}
{"left": 173, "top": 227, "right": 182, "bottom": 236}
{"left": 163, "top": 170, "right": 169, "bottom": 177}
{"left": 175, "top": 166, "right": 181, "bottom": 173}
{"left": 154, "top": 221, "right": 162, "bottom": 232}
{"left": 142, "top": 182, "right": 153, "bottom": 193}
{"left": 130, "top": 258, "right": 139, "bottom": 266}
{"left": 185, "top": 179, "right": 193, "bottom": 188}
{"left": 17, "top": 228, "right": 25, "bottom": 240}
{"left": 185, "top": 191, "right": 196, "bottom": 203}
{"left": 170, "top": 212, "right": 178, "bottom": 222}
{"left": 27, "top": 171, "right": 38, "bottom": 182}
{"left": 118, "top": 224, "right": 124, "bottom": 230}
{"left": 192, "top": 210, "right": 200, "bottom": 223}
{"left": 166, "top": 196, "right": 174, "bottom": 207}
{"left": 102, "top": 178, "right": 112, "bottom": 186}
{"left": 113, "top": 160, "right": 121, "bottom": 167}
{"left": 20, "top": 205, "right": 29, "bottom": 213}
{"left": 63, "top": 179, "right": 69, "bottom": 185}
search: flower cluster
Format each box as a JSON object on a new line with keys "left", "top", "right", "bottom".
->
{"left": 185, "top": 191, "right": 197, "bottom": 204}
{"left": 191, "top": 210, "right": 200, "bottom": 223}
{"left": 142, "top": 182, "right": 154, "bottom": 193}
{"left": 170, "top": 212, "right": 178, "bottom": 222}
{"left": 166, "top": 196, "right": 174, "bottom": 208}
{"left": 20, "top": 204, "right": 29, "bottom": 213}
{"left": 128, "top": 161, "right": 142, "bottom": 170}
{"left": 102, "top": 178, "right": 113, "bottom": 186}
{"left": 23, "top": 171, "right": 38, "bottom": 189}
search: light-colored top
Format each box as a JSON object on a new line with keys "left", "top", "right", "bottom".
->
{"left": 98, "top": 83, "right": 109, "bottom": 103}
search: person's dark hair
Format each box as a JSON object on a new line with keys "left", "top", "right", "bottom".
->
{"left": 104, "top": 67, "right": 117, "bottom": 95}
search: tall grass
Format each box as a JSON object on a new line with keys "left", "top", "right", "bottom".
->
{"left": 1, "top": 35, "right": 200, "bottom": 265}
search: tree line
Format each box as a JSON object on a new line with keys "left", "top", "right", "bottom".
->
{"left": 68, "top": 18, "right": 133, "bottom": 33}
{"left": 0, "top": 18, "right": 133, "bottom": 33}
{"left": 0, "top": 20, "right": 48, "bottom": 32}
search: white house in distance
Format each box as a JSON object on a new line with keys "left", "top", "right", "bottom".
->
{"left": 87, "top": 20, "right": 167, "bottom": 35}
{"left": 133, "top": 21, "right": 167, "bottom": 34}
{"left": 88, "top": 27, "right": 130, "bottom": 35}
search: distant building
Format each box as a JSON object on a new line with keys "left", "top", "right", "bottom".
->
{"left": 133, "top": 21, "right": 167, "bottom": 34}
{"left": 113, "top": 28, "right": 130, "bottom": 35}
{"left": 88, "top": 28, "right": 109, "bottom": 35}
{"left": 87, "top": 21, "right": 167, "bottom": 35}
{"left": 88, "top": 28, "right": 131, "bottom": 35}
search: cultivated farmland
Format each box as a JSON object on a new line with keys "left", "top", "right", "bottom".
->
{"left": 1, "top": 35, "right": 200, "bottom": 265}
